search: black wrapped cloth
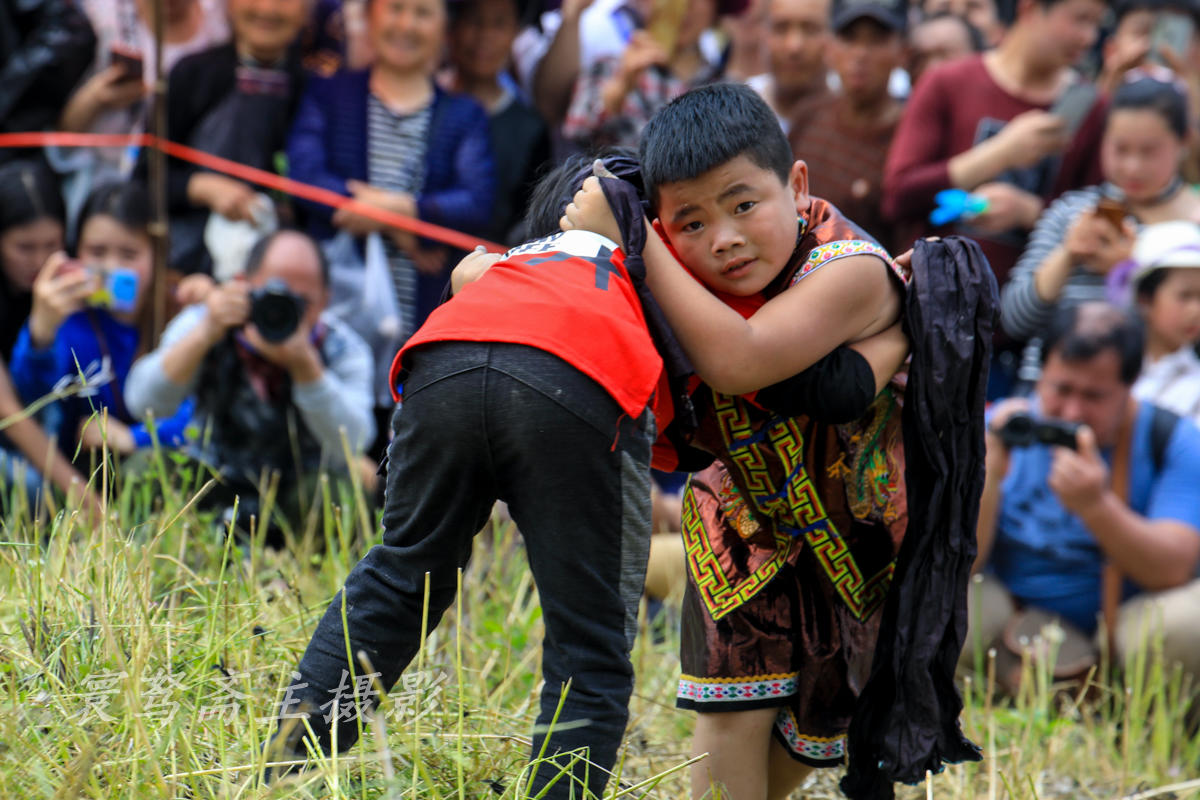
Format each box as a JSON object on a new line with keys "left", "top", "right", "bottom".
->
{"left": 842, "top": 236, "right": 996, "bottom": 798}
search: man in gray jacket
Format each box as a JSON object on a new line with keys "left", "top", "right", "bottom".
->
{"left": 126, "top": 229, "right": 375, "bottom": 539}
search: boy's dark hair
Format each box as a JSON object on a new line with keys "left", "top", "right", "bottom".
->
{"left": 638, "top": 83, "right": 793, "bottom": 212}
{"left": 523, "top": 147, "right": 644, "bottom": 239}
{"left": 245, "top": 229, "right": 331, "bottom": 288}
{"left": 77, "top": 181, "right": 150, "bottom": 244}
{"left": 0, "top": 159, "right": 65, "bottom": 238}
{"left": 1109, "top": 75, "right": 1190, "bottom": 139}
{"left": 1040, "top": 302, "right": 1145, "bottom": 384}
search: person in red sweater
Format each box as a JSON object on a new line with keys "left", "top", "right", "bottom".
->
{"left": 883, "top": 0, "right": 1107, "bottom": 286}
{"left": 882, "top": 0, "right": 1107, "bottom": 396}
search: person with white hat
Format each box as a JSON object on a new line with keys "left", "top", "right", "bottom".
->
{"left": 1128, "top": 220, "right": 1200, "bottom": 425}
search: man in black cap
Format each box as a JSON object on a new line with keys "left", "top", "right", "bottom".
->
{"left": 788, "top": 0, "right": 907, "bottom": 251}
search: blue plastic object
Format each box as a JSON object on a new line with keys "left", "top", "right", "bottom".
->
{"left": 930, "top": 189, "right": 989, "bottom": 226}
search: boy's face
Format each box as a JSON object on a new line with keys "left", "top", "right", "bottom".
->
{"left": 656, "top": 156, "right": 809, "bottom": 297}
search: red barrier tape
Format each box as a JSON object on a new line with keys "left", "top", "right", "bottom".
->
{"left": 0, "top": 132, "right": 505, "bottom": 253}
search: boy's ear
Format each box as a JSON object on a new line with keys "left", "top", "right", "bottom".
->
{"left": 789, "top": 160, "right": 812, "bottom": 215}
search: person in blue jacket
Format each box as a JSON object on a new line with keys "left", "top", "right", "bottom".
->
{"left": 9, "top": 181, "right": 192, "bottom": 458}
{"left": 286, "top": 0, "right": 497, "bottom": 340}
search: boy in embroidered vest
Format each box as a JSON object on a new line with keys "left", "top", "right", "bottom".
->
{"left": 562, "top": 82, "right": 910, "bottom": 800}
{"left": 270, "top": 148, "right": 906, "bottom": 800}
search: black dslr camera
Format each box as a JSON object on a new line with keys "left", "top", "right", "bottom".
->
{"left": 249, "top": 279, "right": 307, "bottom": 343}
{"left": 993, "top": 411, "right": 1080, "bottom": 451}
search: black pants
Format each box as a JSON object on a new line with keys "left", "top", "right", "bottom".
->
{"left": 278, "top": 342, "right": 654, "bottom": 798}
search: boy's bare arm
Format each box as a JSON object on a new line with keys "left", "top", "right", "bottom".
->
{"left": 637, "top": 229, "right": 901, "bottom": 394}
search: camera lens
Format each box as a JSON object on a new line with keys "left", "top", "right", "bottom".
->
{"left": 250, "top": 280, "right": 303, "bottom": 343}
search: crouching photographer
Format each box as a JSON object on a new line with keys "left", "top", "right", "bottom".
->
{"left": 966, "top": 301, "right": 1200, "bottom": 694}
{"left": 125, "top": 230, "right": 375, "bottom": 542}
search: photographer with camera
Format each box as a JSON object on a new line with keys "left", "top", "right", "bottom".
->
{"left": 125, "top": 230, "right": 374, "bottom": 535}
{"left": 968, "top": 301, "right": 1200, "bottom": 690}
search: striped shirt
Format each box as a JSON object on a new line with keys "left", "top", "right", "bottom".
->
{"left": 367, "top": 93, "right": 432, "bottom": 340}
{"left": 1001, "top": 185, "right": 1112, "bottom": 343}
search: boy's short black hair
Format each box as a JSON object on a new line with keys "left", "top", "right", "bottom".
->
{"left": 523, "top": 147, "right": 643, "bottom": 239}
{"left": 1040, "top": 302, "right": 1144, "bottom": 385}
{"left": 638, "top": 83, "right": 794, "bottom": 212}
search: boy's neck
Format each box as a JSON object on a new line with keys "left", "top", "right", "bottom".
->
{"left": 986, "top": 28, "right": 1067, "bottom": 101}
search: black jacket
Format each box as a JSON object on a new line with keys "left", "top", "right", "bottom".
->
{"left": 842, "top": 236, "right": 997, "bottom": 799}
{"left": 0, "top": 0, "right": 95, "bottom": 163}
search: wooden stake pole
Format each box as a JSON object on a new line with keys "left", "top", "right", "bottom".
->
{"left": 148, "top": 0, "right": 169, "bottom": 346}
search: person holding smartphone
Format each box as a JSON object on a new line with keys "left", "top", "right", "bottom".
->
{"left": 1002, "top": 76, "right": 1200, "bottom": 384}
{"left": 8, "top": 182, "right": 192, "bottom": 458}
{"left": 561, "top": 0, "right": 738, "bottom": 149}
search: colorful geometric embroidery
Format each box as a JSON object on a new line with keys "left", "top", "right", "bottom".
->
{"left": 791, "top": 239, "right": 902, "bottom": 286}
{"left": 683, "top": 390, "right": 895, "bottom": 622}
{"left": 677, "top": 673, "right": 799, "bottom": 704}
{"left": 804, "top": 527, "right": 894, "bottom": 619}
{"left": 774, "top": 706, "right": 846, "bottom": 763}
{"left": 681, "top": 487, "right": 793, "bottom": 620}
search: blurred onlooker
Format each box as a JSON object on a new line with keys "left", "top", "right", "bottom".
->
{"left": 0, "top": 159, "right": 92, "bottom": 510}
{"left": 745, "top": 0, "right": 832, "bottom": 135}
{"left": 971, "top": 302, "right": 1200, "bottom": 686}
{"left": 441, "top": 0, "right": 551, "bottom": 243}
{"left": 907, "top": 11, "right": 985, "bottom": 88}
{"left": 561, "top": 0, "right": 726, "bottom": 149}
{"left": 1096, "top": 1, "right": 1200, "bottom": 95}
{"left": 1096, "top": 1, "right": 1200, "bottom": 183}
{"left": 0, "top": 0, "right": 96, "bottom": 167}
{"left": 919, "top": 0, "right": 1005, "bottom": 46}
{"left": 513, "top": 0, "right": 617, "bottom": 130}
{"left": 0, "top": 357, "right": 96, "bottom": 515}
{"left": 722, "top": 0, "right": 769, "bottom": 81}
{"left": 301, "top": 0, "right": 374, "bottom": 75}
{"left": 788, "top": 0, "right": 905, "bottom": 251}
{"left": 1128, "top": 222, "right": 1200, "bottom": 425}
{"left": 125, "top": 230, "right": 374, "bottom": 537}
{"left": 287, "top": 0, "right": 495, "bottom": 342}
{"left": 0, "top": 161, "right": 65, "bottom": 362}
{"left": 883, "top": 0, "right": 1107, "bottom": 395}
{"left": 52, "top": 0, "right": 228, "bottom": 225}
{"left": 8, "top": 182, "right": 192, "bottom": 458}
{"left": 1002, "top": 78, "right": 1200, "bottom": 378}
{"left": 147, "top": 0, "right": 309, "bottom": 276}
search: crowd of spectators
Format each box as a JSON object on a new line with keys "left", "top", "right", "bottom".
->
{"left": 1, "top": 0, "right": 1199, "bottom": 682}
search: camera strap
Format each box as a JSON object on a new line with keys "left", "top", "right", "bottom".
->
{"left": 1100, "top": 399, "right": 1138, "bottom": 660}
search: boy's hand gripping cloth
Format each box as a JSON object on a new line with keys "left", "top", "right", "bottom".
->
{"left": 841, "top": 236, "right": 995, "bottom": 799}
{"left": 592, "top": 166, "right": 701, "bottom": 440}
